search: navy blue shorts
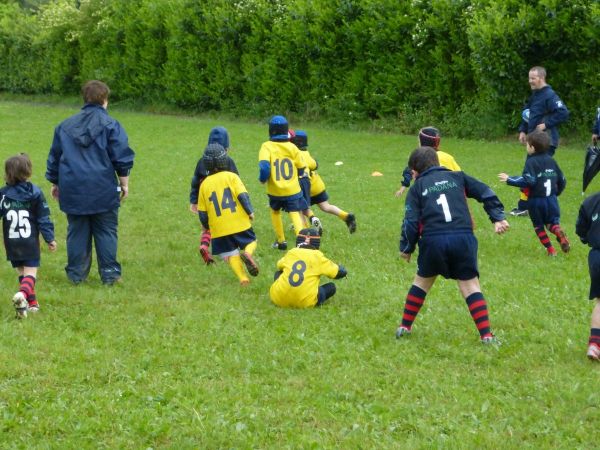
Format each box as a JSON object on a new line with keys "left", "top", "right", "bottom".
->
{"left": 10, "top": 259, "right": 40, "bottom": 268}
{"left": 588, "top": 249, "right": 600, "bottom": 300}
{"left": 310, "top": 191, "right": 329, "bottom": 205}
{"left": 528, "top": 196, "right": 560, "bottom": 228}
{"left": 269, "top": 194, "right": 308, "bottom": 212}
{"left": 417, "top": 233, "right": 479, "bottom": 280}
{"left": 299, "top": 177, "right": 311, "bottom": 207}
{"left": 212, "top": 228, "right": 256, "bottom": 257}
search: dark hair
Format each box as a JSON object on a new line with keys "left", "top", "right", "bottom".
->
{"left": 526, "top": 130, "right": 551, "bottom": 154}
{"left": 408, "top": 146, "right": 440, "bottom": 174}
{"left": 418, "top": 126, "right": 441, "bottom": 149}
{"left": 82, "top": 80, "right": 110, "bottom": 105}
{"left": 5, "top": 153, "right": 32, "bottom": 185}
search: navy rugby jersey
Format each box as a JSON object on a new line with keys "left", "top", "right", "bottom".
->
{"left": 400, "top": 167, "right": 505, "bottom": 254}
{"left": 505, "top": 153, "right": 565, "bottom": 198}
{"left": 0, "top": 182, "right": 55, "bottom": 261}
{"left": 576, "top": 192, "right": 600, "bottom": 249}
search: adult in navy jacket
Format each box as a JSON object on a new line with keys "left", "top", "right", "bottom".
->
{"left": 46, "top": 80, "right": 135, "bottom": 285}
{"left": 518, "top": 66, "right": 569, "bottom": 156}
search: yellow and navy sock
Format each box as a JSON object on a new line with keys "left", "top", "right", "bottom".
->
{"left": 338, "top": 211, "right": 349, "bottom": 221}
{"left": 289, "top": 211, "right": 304, "bottom": 236}
{"left": 400, "top": 285, "right": 427, "bottom": 329}
{"left": 270, "top": 209, "right": 285, "bottom": 243}
{"left": 466, "top": 292, "right": 491, "bottom": 339}
{"left": 244, "top": 240, "right": 257, "bottom": 256}
{"left": 227, "top": 255, "right": 249, "bottom": 284}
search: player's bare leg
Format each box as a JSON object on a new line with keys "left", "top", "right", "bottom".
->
{"left": 317, "top": 201, "right": 356, "bottom": 233}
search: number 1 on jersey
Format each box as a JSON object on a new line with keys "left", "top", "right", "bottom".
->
{"left": 436, "top": 193, "right": 452, "bottom": 222}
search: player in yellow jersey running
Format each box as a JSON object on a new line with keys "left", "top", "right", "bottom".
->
{"left": 198, "top": 144, "right": 259, "bottom": 286}
{"left": 258, "top": 115, "right": 307, "bottom": 250}
{"left": 290, "top": 130, "right": 356, "bottom": 234}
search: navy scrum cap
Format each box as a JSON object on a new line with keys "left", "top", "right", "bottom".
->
{"left": 418, "top": 126, "right": 441, "bottom": 149}
{"left": 291, "top": 130, "right": 308, "bottom": 149}
{"left": 296, "top": 227, "right": 321, "bottom": 249}
{"left": 269, "top": 115, "right": 289, "bottom": 141}
{"left": 208, "top": 126, "right": 230, "bottom": 149}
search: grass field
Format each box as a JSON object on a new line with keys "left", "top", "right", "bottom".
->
{"left": 1, "top": 100, "right": 599, "bottom": 448}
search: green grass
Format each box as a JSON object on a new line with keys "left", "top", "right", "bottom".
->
{"left": 0, "top": 101, "right": 599, "bottom": 449}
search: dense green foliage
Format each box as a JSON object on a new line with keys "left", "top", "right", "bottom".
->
{"left": 1, "top": 100, "right": 599, "bottom": 448}
{"left": 0, "top": 0, "right": 599, "bottom": 137}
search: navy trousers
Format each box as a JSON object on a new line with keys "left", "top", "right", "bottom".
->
{"left": 66, "top": 209, "right": 121, "bottom": 284}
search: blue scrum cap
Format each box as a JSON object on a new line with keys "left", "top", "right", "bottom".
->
{"left": 208, "top": 126, "right": 230, "bottom": 149}
{"left": 291, "top": 130, "right": 308, "bottom": 149}
{"left": 269, "top": 115, "right": 289, "bottom": 141}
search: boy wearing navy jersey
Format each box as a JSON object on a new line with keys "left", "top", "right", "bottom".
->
{"left": 576, "top": 192, "right": 600, "bottom": 361}
{"left": 499, "top": 130, "right": 569, "bottom": 256}
{"left": 397, "top": 147, "right": 509, "bottom": 344}
{"left": 1, "top": 154, "right": 57, "bottom": 318}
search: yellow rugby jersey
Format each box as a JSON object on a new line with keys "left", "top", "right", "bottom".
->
{"left": 198, "top": 171, "right": 252, "bottom": 238}
{"left": 302, "top": 150, "right": 318, "bottom": 171}
{"left": 438, "top": 151, "right": 461, "bottom": 171}
{"left": 309, "top": 172, "right": 326, "bottom": 197}
{"left": 300, "top": 149, "right": 326, "bottom": 197}
{"left": 258, "top": 141, "right": 305, "bottom": 196}
{"left": 269, "top": 247, "right": 340, "bottom": 308}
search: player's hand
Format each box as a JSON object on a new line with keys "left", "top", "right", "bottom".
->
{"left": 189, "top": 204, "right": 198, "bottom": 213}
{"left": 536, "top": 123, "right": 546, "bottom": 131}
{"left": 249, "top": 212, "right": 255, "bottom": 221}
{"left": 593, "top": 134, "right": 599, "bottom": 146}
{"left": 48, "top": 240, "right": 57, "bottom": 252}
{"left": 50, "top": 184, "right": 59, "bottom": 200}
{"left": 494, "top": 220, "right": 510, "bottom": 234}
{"left": 400, "top": 252, "right": 411, "bottom": 262}
{"left": 518, "top": 132, "right": 527, "bottom": 145}
{"left": 498, "top": 173, "right": 509, "bottom": 183}
{"left": 395, "top": 187, "right": 406, "bottom": 197}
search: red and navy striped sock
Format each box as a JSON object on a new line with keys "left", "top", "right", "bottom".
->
{"left": 466, "top": 292, "right": 492, "bottom": 339}
{"left": 400, "top": 285, "right": 427, "bottom": 329}
{"left": 200, "top": 229, "right": 211, "bottom": 248}
{"left": 590, "top": 328, "right": 600, "bottom": 349}
{"left": 20, "top": 275, "right": 37, "bottom": 306}
{"left": 534, "top": 226, "right": 554, "bottom": 251}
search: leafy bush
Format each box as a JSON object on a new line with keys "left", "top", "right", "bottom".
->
{"left": 0, "top": 0, "right": 599, "bottom": 138}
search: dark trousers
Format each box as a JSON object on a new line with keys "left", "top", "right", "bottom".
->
{"left": 66, "top": 209, "right": 121, "bottom": 284}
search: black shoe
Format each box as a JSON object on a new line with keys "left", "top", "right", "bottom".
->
{"left": 345, "top": 213, "right": 356, "bottom": 233}
{"left": 271, "top": 241, "right": 287, "bottom": 250}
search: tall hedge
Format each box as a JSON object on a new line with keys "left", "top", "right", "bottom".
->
{"left": 0, "top": 0, "right": 598, "bottom": 137}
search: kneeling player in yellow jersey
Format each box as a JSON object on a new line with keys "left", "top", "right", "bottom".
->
{"left": 290, "top": 130, "right": 356, "bottom": 234}
{"left": 198, "top": 144, "right": 259, "bottom": 286}
{"left": 270, "top": 228, "right": 347, "bottom": 308}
